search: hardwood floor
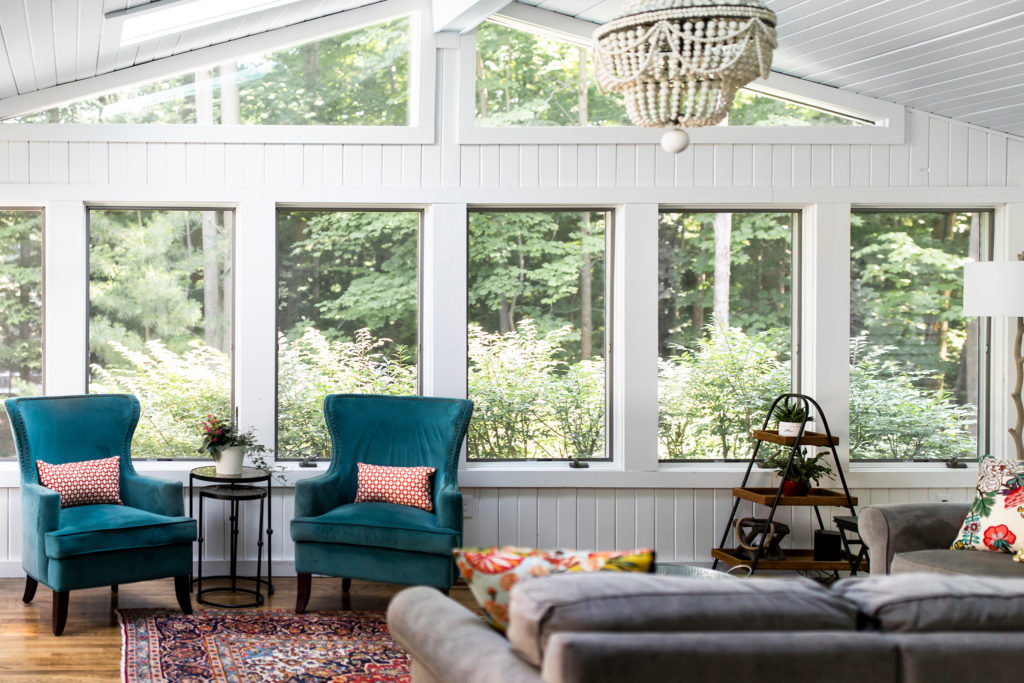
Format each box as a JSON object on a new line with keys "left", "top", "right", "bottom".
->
{"left": 0, "top": 576, "right": 478, "bottom": 682}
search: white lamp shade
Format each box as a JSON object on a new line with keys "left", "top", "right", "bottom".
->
{"left": 963, "top": 261, "right": 1024, "bottom": 316}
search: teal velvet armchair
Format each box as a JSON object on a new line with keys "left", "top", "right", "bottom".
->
{"left": 6, "top": 394, "right": 197, "bottom": 635}
{"left": 290, "top": 394, "right": 472, "bottom": 612}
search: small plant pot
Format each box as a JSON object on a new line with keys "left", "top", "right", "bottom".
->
{"left": 777, "top": 421, "right": 804, "bottom": 437}
{"left": 781, "top": 479, "right": 811, "bottom": 496}
{"left": 214, "top": 446, "right": 245, "bottom": 476}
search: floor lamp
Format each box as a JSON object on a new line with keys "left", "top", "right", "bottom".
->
{"left": 963, "top": 256, "right": 1024, "bottom": 461}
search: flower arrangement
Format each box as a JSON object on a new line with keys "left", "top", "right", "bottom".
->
{"left": 198, "top": 413, "right": 265, "bottom": 454}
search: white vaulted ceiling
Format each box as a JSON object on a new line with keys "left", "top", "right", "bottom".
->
{"left": 0, "top": 0, "right": 1022, "bottom": 137}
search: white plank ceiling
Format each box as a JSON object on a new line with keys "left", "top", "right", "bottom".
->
{"left": 0, "top": 0, "right": 1022, "bottom": 137}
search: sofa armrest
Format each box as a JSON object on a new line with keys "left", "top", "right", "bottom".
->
{"left": 121, "top": 471, "right": 185, "bottom": 517}
{"left": 860, "top": 503, "right": 971, "bottom": 575}
{"left": 387, "top": 586, "right": 541, "bottom": 683}
{"left": 293, "top": 472, "right": 341, "bottom": 519}
{"left": 435, "top": 487, "right": 462, "bottom": 536}
{"left": 22, "top": 483, "right": 61, "bottom": 584}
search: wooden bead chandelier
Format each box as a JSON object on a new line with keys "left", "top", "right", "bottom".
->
{"left": 593, "top": 0, "right": 777, "bottom": 153}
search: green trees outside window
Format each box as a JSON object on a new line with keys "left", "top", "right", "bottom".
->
{"left": 88, "top": 209, "right": 233, "bottom": 458}
{"left": 0, "top": 210, "right": 43, "bottom": 459}
{"left": 849, "top": 212, "right": 984, "bottom": 461}
{"left": 9, "top": 18, "right": 410, "bottom": 125}
{"left": 467, "top": 211, "right": 608, "bottom": 460}
{"left": 658, "top": 212, "right": 795, "bottom": 461}
{"left": 276, "top": 211, "right": 420, "bottom": 460}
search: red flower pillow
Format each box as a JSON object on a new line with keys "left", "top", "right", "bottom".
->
{"left": 354, "top": 463, "right": 436, "bottom": 512}
{"left": 36, "top": 455, "right": 123, "bottom": 509}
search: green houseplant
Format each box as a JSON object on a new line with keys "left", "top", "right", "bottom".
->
{"left": 773, "top": 398, "right": 814, "bottom": 437}
{"left": 198, "top": 413, "right": 269, "bottom": 477}
{"left": 758, "top": 448, "right": 832, "bottom": 496}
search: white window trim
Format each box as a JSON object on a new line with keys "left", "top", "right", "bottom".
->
{"left": 457, "top": 31, "right": 905, "bottom": 145}
{"left": 0, "top": 0, "right": 436, "bottom": 145}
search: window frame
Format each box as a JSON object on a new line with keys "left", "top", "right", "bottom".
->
{"left": 85, "top": 204, "right": 237, "bottom": 461}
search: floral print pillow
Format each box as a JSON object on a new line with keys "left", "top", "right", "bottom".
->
{"left": 453, "top": 546, "right": 655, "bottom": 631}
{"left": 952, "top": 456, "right": 1024, "bottom": 553}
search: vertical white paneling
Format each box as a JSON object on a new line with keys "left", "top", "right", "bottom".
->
{"left": 831, "top": 145, "right": 850, "bottom": 186}
{"left": 908, "top": 489, "right": 929, "bottom": 503}
{"left": 556, "top": 491, "right": 576, "bottom": 548}
{"left": 477, "top": 488, "right": 499, "bottom": 546}
{"left": 907, "top": 110, "right": 930, "bottom": 186}
{"left": 186, "top": 144, "right": 205, "bottom": 186}
{"left": 654, "top": 489, "right": 675, "bottom": 560}
{"left": 205, "top": 144, "right": 226, "bottom": 186}
{"left": 342, "top": 145, "right": 363, "bottom": 186}
{"left": 752, "top": 144, "right": 772, "bottom": 187}
{"left": 578, "top": 145, "right": 597, "bottom": 188}
{"left": 537, "top": 489, "right": 558, "bottom": 548}
{"left": 362, "top": 146, "right": 382, "bottom": 186}
{"left": 8, "top": 491, "right": 20, "bottom": 563}
{"left": 850, "top": 145, "right": 870, "bottom": 186}
{"left": 675, "top": 145, "right": 695, "bottom": 187}
{"left": 674, "top": 489, "right": 695, "bottom": 561}
{"left": 927, "top": 117, "right": 949, "bottom": 186}
{"left": 47, "top": 142, "right": 69, "bottom": 185}
{"left": 223, "top": 144, "right": 245, "bottom": 186}
{"left": 538, "top": 145, "right": 558, "bottom": 188}
{"left": 989, "top": 134, "right": 1007, "bottom": 186}
{"left": 303, "top": 144, "right": 326, "bottom": 187}
{"left": 967, "top": 129, "right": 988, "bottom": 186}
{"left": 381, "top": 145, "right": 402, "bottom": 187}
{"left": 635, "top": 489, "right": 655, "bottom": 550}
{"left": 948, "top": 123, "right": 969, "bottom": 186}
{"left": 612, "top": 145, "right": 634, "bottom": 187}
{"left": 0, "top": 143, "right": 12, "bottom": 184}
{"left": 1008, "top": 140, "right": 1024, "bottom": 186}
{"left": 498, "top": 145, "right": 517, "bottom": 187}
{"left": 519, "top": 145, "right": 539, "bottom": 187}
{"left": 241, "top": 144, "right": 265, "bottom": 187}
{"left": 497, "top": 488, "right": 518, "bottom": 546}
{"left": 460, "top": 145, "right": 480, "bottom": 187}
{"left": 479, "top": 145, "right": 499, "bottom": 187}
{"left": 283, "top": 145, "right": 304, "bottom": 186}
{"left": 655, "top": 147, "right": 675, "bottom": 187}
{"left": 110, "top": 143, "right": 132, "bottom": 186}
{"left": 126, "top": 143, "right": 147, "bottom": 185}
{"left": 733, "top": 144, "right": 753, "bottom": 187}
{"left": 146, "top": 143, "right": 166, "bottom": 187}
{"left": 576, "top": 489, "right": 597, "bottom": 549}
{"left": 264, "top": 144, "right": 285, "bottom": 187}
{"left": 614, "top": 489, "right": 636, "bottom": 548}
{"left": 421, "top": 144, "right": 441, "bottom": 187}
{"left": 595, "top": 489, "right": 616, "bottom": 550}
{"left": 518, "top": 488, "right": 539, "bottom": 548}
{"left": 597, "top": 144, "right": 616, "bottom": 187}
{"left": 0, "top": 489, "right": 7, "bottom": 560}
{"left": 558, "top": 145, "right": 577, "bottom": 187}
{"left": 791, "top": 144, "right": 811, "bottom": 186}
{"left": 402, "top": 145, "right": 422, "bottom": 187}
{"left": 692, "top": 489, "right": 714, "bottom": 562}
{"left": 771, "top": 146, "right": 791, "bottom": 187}
{"left": 694, "top": 145, "right": 714, "bottom": 186}
{"left": 888, "top": 144, "right": 908, "bottom": 186}
{"left": 713, "top": 144, "right": 732, "bottom": 187}
{"left": 69, "top": 142, "right": 89, "bottom": 184}
{"left": 635, "top": 145, "right": 656, "bottom": 187}
{"left": 462, "top": 487, "right": 479, "bottom": 546}
{"left": 166, "top": 143, "right": 187, "bottom": 185}
{"left": 809, "top": 144, "right": 829, "bottom": 187}
{"left": 869, "top": 144, "right": 888, "bottom": 186}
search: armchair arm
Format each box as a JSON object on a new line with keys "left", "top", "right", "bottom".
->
{"left": 859, "top": 503, "right": 971, "bottom": 575}
{"left": 294, "top": 472, "right": 342, "bottom": 519}
{"left": 120, "top": 471, "right": 185, "bottom": 517}
{"left": 22, "top": 483, "right": 61, "bottom": 583}
{"left": 436, "top": 486, "right": 463, "bottom": 536}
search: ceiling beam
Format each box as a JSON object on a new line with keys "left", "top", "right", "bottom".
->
{"left": 432, "top": 0, "right": 511, "bottom": 33}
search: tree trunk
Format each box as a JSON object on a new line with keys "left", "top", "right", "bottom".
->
{"left": 712, "top": 213, "right": 732, "bottom": 333}
{"left": 220, "top": 62, "right": 240, "bottom": 125}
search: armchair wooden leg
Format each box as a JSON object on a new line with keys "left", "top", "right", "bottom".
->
{"left": 111, "top": 584, "right": 118, "bottom": 593}
{"left": 23, "top": 576, "right": 37, "bottom": 603}
{"left": 296, "top": 572, "right": 312, "bottom": 614}
{"left": 52, "top": 590, "right": 69, "bottom": 636}
{"left": 341, "top": 578, "right": 351, "bottom": 593}
{"left": 174, "top": 576, "right": 192, "bottom": 615}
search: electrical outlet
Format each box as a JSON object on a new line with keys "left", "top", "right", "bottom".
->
{"left": 462, "top": 493, "right": 475, "bottom": 518}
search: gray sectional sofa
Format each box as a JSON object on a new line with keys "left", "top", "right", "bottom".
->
{"left": 860, "top": 502, "right": 1024, "bottom": 576}
{"left": 387, "top": 571, "right": 1024, "bottom": 683}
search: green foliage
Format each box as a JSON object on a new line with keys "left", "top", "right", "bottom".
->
{"left": 198, "top": 413, "right": 266, "bottom": 454}
{"left": 728, "top": 90, "right": 860, "bottom": 127}
{"left": 758, "top": 449, "right": 832, "bottom": 484}
{"left": 773, "top": 398, "right": 811, "bottom": 425}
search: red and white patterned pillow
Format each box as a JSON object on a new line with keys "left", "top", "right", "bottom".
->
{"left": 36, "top": 455, "right": 123, "bottom": 509}
{"left": 354, "top": 463, "right": 436, "bottom": 512}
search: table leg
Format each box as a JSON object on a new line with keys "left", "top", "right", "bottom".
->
{"left": 229, "top": 499, "right": 239, "bottom": 592}
{"left": 256, "top": 493, "right": 265, "bottom": 605}
{"left": 197, "top": 492, "right": 204, "bottom": 595}
{"left": 266, "top": 478, "right": 274, "bottom": 596}
{"left": 189, "top": 475, "right": 194, "bottom": 591}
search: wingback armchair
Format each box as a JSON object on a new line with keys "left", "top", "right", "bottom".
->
{"left": 290, "top": 394, "right": 473, "bottom": 612}
{"left": 6, "top": 394, "right": 197, "bottom": 635}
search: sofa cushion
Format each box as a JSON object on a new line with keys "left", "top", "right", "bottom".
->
{"left": 290, "top": 502, "right": 457, "bottom": 555}
{"left": 834, "top": 573, "right": 1024, "bottom": 632}
{"left": 890, "top": 549, "right": 1024, "bottom": 577}
{"left": 44, "top": 504, "right": 196, "bottom": 559}
{"left": 507, "top": 572, "right": 858, "bottom": 667}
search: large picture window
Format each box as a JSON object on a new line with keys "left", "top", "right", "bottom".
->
{"left": 658, "top": 211, "right": 796, "bottom": 461}
{"left": 0, "top": 210, "right": 43, "bottom": 459}
{"left": 850, "top": 211, "right": 987, "bottom": 461}
{"left": 88, "top": 209, "right": 233, "bottom": 459}
{"left": 276, "top": 210, "right": 419, "bottom": 460}
{"left": 8, "top": 17, "right": 410, "bottom": 126}
{"left": 467, "top": 210, "right": 608, "bottom": 461}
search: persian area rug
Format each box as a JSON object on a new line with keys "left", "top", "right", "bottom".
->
{"left": 119, "top": 608, "right": 410, "bottom": 683}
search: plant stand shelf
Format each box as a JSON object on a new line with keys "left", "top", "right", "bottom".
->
{"left": 712, "top": 394, "right": 863, "bottom": 576}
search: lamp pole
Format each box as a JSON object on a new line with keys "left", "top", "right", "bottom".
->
{"left": 1012, "top": 252, "right": 1024, "bottom": 461}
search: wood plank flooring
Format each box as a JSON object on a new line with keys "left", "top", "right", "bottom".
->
{"left": 0, "top": 576, "right": 478, "bottom": 682}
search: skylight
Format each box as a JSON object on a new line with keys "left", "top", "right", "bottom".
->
{"left": 111, "top": 0, "right": 305, "bottom": 46}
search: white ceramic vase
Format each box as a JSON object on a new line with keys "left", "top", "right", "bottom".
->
{"left": 214, "top": 446, "right": 245, "bottom": 476}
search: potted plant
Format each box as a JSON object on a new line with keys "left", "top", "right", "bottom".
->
{"left": 758, "top": 448, "right": 833, "bottom": 496}
{"left": 198, "top": 413, "right": 267, "bottom": 476}
{"left": 773, "top": 398, "right": 813, "bottom": 437}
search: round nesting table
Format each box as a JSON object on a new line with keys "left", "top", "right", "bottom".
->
{"left": 189, "top": 466, "right": 274, "bottom": 608}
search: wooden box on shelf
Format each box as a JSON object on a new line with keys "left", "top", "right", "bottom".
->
{"left": 751, "top": 429, "right": 839, "bottom": 447}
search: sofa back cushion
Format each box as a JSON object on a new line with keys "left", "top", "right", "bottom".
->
{"left": 506, "top": 572, "right": 859, "bottom": 667}
{"left": 834, "top": 573, "right": 1024, "bottom": 632}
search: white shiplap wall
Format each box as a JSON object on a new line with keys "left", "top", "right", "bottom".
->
{"left": 0, "top": 41, "right": 1019, "bottom": 577}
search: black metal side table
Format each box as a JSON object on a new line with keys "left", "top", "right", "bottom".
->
{"left": 835, "top": 514, "right": 869, "bottom": 575}
{"left": 189, "top": 466, "right": 274, "bottom": 608}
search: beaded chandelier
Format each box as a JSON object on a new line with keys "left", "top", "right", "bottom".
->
{"left": 593, "top": 0, "right": 778, "bottom": 153}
